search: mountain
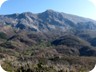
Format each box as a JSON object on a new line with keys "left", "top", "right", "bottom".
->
{"left": 0, "top": 10, "right": 96, "bottom": 55}
{"left": 0, "top": 9, "right": 96, "bottom": 72}
{"left": 0, "top": 9, "right": 96, "bottom": 33}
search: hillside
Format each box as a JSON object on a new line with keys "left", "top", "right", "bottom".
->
{"left": 0, "top": 10, "right": 96, "bottom": 72}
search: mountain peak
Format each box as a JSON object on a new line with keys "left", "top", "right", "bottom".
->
{"left": 21, "top": 12, "right": 34, "bottom": 16}
{"left": 45, "top": 9, "right": 55, "bottom": 13}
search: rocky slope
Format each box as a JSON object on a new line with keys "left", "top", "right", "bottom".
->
{"left": 0, "top": 9, "right": 96, "bottom": 72}
{"left": 0, "top": 10, "right": 96, "bottom": 55}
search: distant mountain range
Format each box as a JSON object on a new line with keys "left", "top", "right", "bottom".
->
{"left": 0, "top": 9, "right": 96, "bottom": 33}
{"left": 0, "top": 9, "right": 96, "bottom": 56}
{"left": 0, "top": 9, "right": 96, "bottom": 72}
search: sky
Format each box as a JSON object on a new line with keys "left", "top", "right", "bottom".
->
{"left": 0, "top": 0, "right": 96, "bottom": 20}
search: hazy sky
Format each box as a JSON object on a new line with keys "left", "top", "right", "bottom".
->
{"left": 0, "top": 0, "right": 96, "bottom": 20}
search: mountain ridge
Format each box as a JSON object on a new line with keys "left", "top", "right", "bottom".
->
{"left": 0, "top": 9, "right": 96, "bottom": 72}
{"left": 1, "top": 9, "right": 96, "bottom": 21}
{"left": 0, "top": 9, "right": 96, "bottom": 33}
{"left": 0, "top": 9, "right": 96, "bottom": 56}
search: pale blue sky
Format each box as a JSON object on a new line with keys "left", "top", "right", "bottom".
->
{"left": 0, "top": 0, "right": 96, "bottom": 20}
